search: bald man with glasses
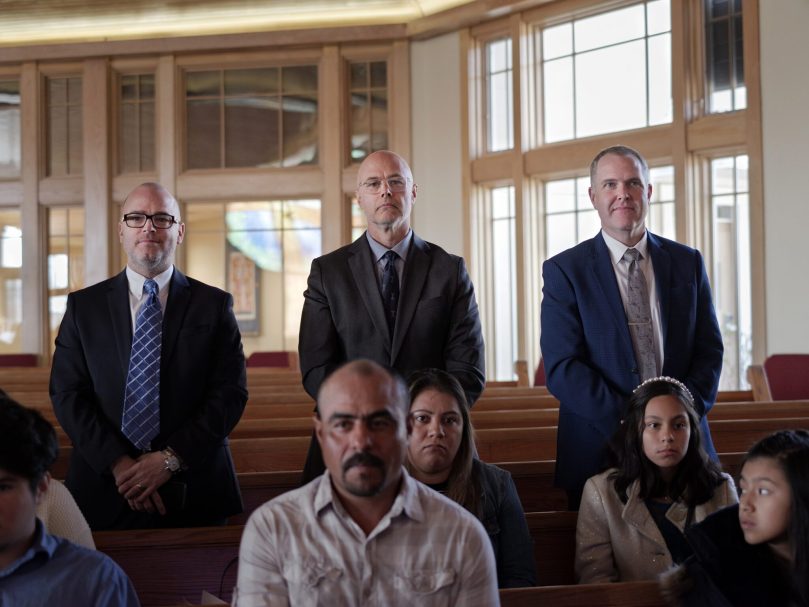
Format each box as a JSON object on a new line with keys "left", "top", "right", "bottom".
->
{"left": 50, "top": 182, "right": 247, "bottom": 530}
{"left": 298, "top": 150, "right": 485, "bottom": 481}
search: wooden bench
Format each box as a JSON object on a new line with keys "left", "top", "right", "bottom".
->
{"left": 500, "top": 581, "right": 663, "bottom": 606}
{"left": 94, "top": 509, "right": 585, "bottom": 607}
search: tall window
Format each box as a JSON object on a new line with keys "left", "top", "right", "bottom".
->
{"left": 539, "top": 0, "right": 671, "bottom": 143}
{"left": 705, "top": 0, "right": 745, "bottom": 113}
{"left": 474, "top": 186, "right": 517, "bottom": 380}
{"left": 185, "top": 66, "right": 318, "bottom": 170}
{"left": 47, "top": 77, "right": 83, "bottom": 176}
{"left": 0, "top": 80, "right": 21, "bottom": 180}
{"left": 485, "top": 38, "right": 514, "bottom": 153}
{"left": 0, "top": 210, "right": 22, "bottom": 353}
{"left": 48, "top": 207, "right": 84, "bottom": 350}
{"left": 118, "top": 73, "right": 155, "bottom": 174}
{"left": 710, "top": 155, "right": 750, "bottom": 389}
{"left": 349, "top": 60, "right": 388, "bottom": 162}
{"left": 185, "top": 200, "right": 321, "bottom": 352}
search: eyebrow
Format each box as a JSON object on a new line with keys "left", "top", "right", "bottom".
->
{"left": 644, "top": 414, "right": 687, "bottom": 420}
{"left": 327, "top": 410, "right": 395, "bottom": 423}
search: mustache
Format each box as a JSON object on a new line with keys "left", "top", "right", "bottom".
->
{"left": 342, "top": 451, "right": 384, "bottom": 473}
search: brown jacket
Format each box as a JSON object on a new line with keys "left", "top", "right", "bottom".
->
{"left": 575, "top": 469, "right": 738, "bottom": 583}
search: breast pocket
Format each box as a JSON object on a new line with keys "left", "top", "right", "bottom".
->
{"left": 393, "top": 568, "right": 456, "bottom": 602}
{"left": 282, "top": 560, "right": 344, "bottom": 605}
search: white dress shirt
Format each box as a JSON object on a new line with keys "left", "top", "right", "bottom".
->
{"left": 601, "top": 230, "right": 664, "bottom": 375}
{"left": 234, "top": 469, "right": 500, "bottom": 607}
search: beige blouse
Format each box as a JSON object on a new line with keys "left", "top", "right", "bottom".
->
{"left": 37, "top": 478, "right": 95, "bottom": 549}
{"left": 575, "top": 468, "right": 737, "bottom": 584}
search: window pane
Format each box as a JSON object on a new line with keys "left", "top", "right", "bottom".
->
{"left": 48, "top": 207, "right": 84, "bottom": 350}
{"left": 545, "top": 213, "right": 576, "bottom": 258}
{"left": 0, "top": 80, "right": 21, "bottom": 179}
{"left": 543, "top": 23, "right": 572, "bottom": 60}
{"left": 225, "top": 97, "right": 278, "bottom": 168}
{"left": 186, "top": 71, "right": 220, "bottom": 97}
{"left": 119, "top": 103, "right": 138, "bottom": 174}
{"left": 284, "top": 66, "right": 318, "bottom": 93}
{"left": 648, "top": 165, "right": 676, "bottom": 239}
{"left": 121, "top": 75, "right": 138, "bottom": 101}
{"left": 576, "top": 40, "right": 647, "bottom": 138}
{"left": 706, "top": 0, "right": 745, "bottom": 113}
{"left": 370, "top": 61, "right": 387, "bottom": 88}
{"left": 224, "top": 68, "right": 278, "bottom": 96}
{"left": 577, "top": 209, "right": 600, "bottom": 242}
{"left": 545, "top": 179, "right": 575, "bottom": 214}
{"left": 68, "top": 104, "right": 83, "bottom": 174}
{"left": 47, "top": 77, "right": 83, "bottom": 177}
{"left": 648, "top": 34, "right": 673, "bottom": 125}
{"left": 710, "top": 155, "right": 750, "bottom": 389}
{"left": 543, "top": 57, "right": 574, "bottom": 143}
{"left": 187, "top": 99, "right": 221, "bottom": 169}
{"left": 350, "top": 63, "right": 368, "bottom": 89}
{"left": 0, "top": 210, "right": 22, "bottom": 353}
{"left": 118, "top": 72, "right": 156, "bottom": 174}
{"left": 350, "top": 91, "right": 370, "bottom": 161}
{"left": 48, "top": 105, "right": 67, "bottom": 176}
{"left": 490, "top": 187, "right": 517, "bottom": 380}
{"left": 485, "top": 38, "right": 513, "bottom": 153}
{"left": 349, "top": 60, "right": 388, "bottom": 162}
{"left": 540, "top": 0, "right": 671, "bottom": 143}
{"left": 140, "top": 103, "right": 155, "bottom": 172}
{"left": 281, "top": 94, "right": 318, "bottom": 167}
{"left": 370, "top": 90, "right": 389, "bottom": 154}
{"left": 574, "top": 5, "right": 646, "bottom": 53}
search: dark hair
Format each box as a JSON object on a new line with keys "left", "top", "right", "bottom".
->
{"left": 608, "top": 377, "right": 725, "bottom": 507}
{"left": 0, "top": 389, "right": 59, "bottom": 492}
{"left": 743, "top": 429, "right": 809, "bottom": 605}
{"left": 590, "top": 144, "right": 650, "bottom": 186}
{"left": 405, "top": 368, "right": 481, "bottom": 516}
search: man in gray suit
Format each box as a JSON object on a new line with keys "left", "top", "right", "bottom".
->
{"left": 298, "top": 150, "right": 485, "bottom": 480}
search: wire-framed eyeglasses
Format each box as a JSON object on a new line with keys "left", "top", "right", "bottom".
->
{"left": 359, "top": 177, "right": 409, "bottom": 193}
{"left": 122, "top": 213, "right": 178, "bottom": 229}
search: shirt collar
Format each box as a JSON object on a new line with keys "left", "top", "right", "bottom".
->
{"left": 313, "top": 468, "right": 422, "bottom": 524}
{"left": 365, "top": 229, "right": 413, "bottom": 263}
{"left": 601, "top": 229, "right": 649, "bottom": 266}
{"left": 125, "top": 265, "right": 174, "bottom": 299}
{"left": 0, "top": 519, "right": 57, "bottom": 579}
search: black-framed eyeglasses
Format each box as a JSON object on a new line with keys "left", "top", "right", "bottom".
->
{"left": 122, "top": 213, "right": 178, "bottom": 229}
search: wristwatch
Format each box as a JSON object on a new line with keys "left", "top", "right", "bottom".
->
{"left": 162, "top": 448, "right": 181, "bottom": 474}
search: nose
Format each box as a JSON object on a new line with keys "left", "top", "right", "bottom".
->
{"left": 141, "top": 218, "right": 157, "bottom": 232}
{"left": 661, "top": 425, "right": 674, "bottom": 442}
{"left": 740, "top": 492, "right": 753, "bottom": 512}
{"left": 349, "top": 422, "right": 373, "bottom": 450}
{"left": 428, "top": 418, "right": 445, "bottom": 438}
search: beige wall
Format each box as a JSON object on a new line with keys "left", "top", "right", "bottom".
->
{"left": 759, "top": 0, "right": 809, "bottom": 353}
{"left": 410, "top": 31, "right": 465, "bottom": 257}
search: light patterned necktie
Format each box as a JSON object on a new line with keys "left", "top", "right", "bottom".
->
{"left": 381, "top": 250, "right": 400, "bottom": 336}
{"left": 122, "top": 279, "right": 162, "bottom": 450}
{"left": 623, "top": 248, "right": 657, "bottom": 381}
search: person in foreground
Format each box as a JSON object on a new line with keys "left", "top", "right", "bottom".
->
{"left": 662, "top": 429, "right": 809, "bottom": 607}
{"left": 405, "top": 368, "right": 536, "bottom": 588}
{"left": 575, "top": 377, "right": 737, "bottom": 583}
{"left": 540, "top": 144, "right": 723, "bottom": 509}
{"left": 233, "top": 359, "right": 499, "bottom": 606}
{"left": 50, "top": 182, "right": 248, "bottom": 530}
{"left": 0, "top": 392, "right": 140, "bottom": 606}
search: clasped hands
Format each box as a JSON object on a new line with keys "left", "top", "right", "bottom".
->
{"left": 112, "top": 453, "right": 171, "bottom": 515}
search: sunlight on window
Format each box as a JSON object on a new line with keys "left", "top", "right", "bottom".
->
{"left": 485, "top": 38, "right": 513, "bottom": 152}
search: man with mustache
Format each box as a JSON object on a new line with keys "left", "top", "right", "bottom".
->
{"left": 298, "top": 150, "right": 485, "bottom": 482}
{"left": 234, "top": 360, "right": 499, "bottom": 606}
{"left": 50, "top": 182, "right": 247, "bottom": 530}
{"left": 540, "top": 145, "right": 723, "bottom": 510}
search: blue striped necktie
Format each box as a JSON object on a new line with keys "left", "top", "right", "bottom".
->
{"left": 122, "top": 279, "right": 162, "bottom": 450}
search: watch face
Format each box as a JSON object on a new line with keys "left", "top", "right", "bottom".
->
{"left": 165, "top": 455, "right": 180, "bottom": 472}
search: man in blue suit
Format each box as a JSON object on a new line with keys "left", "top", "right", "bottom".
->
{"left": 540, "top": 145, "right": 723, "bottom": 509}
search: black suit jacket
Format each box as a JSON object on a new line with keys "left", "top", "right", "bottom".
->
{"left": 50, "top": 268, "right": 248, "bottom": 529}
{"left": 298, "top": 232, "right": 485, "bottom": 405}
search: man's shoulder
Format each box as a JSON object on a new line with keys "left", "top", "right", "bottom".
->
{"left": 50, "top": 534, "right": 128, "bottom": 577}
{"left": 545, "top": 234, "right": 600, "bottom": 266}
{"left": 647, "top": 231, "right": 697, "bottom": 256}
{"left": 181, "top": 273, "right": 231, "bottom": 299}
{"left": 248, "top": 478, "right": 319, "bottom": 526}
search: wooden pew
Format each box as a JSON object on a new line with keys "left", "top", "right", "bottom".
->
{"left": 94, "top": 510, "right": 585, "bottom": 607}
{"left": 500, "top": 581, "right": 663, "bottom": 607}
{"left": 94, "top": 525, "right": 241, "bottom": 607}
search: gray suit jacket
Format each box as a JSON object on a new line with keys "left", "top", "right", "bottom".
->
{"left": 298, "top": 232, "right": 485, "bottom": 404}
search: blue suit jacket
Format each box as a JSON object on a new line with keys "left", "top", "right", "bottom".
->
{"left": 540, "top": 231, "right": 723, "bottom": 492}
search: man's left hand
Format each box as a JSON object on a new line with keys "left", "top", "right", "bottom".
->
{"left": 116, "top": 452, "right": 172, "bottom": 513}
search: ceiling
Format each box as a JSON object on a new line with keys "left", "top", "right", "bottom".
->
{"left": 0, "top": 0, "right": 479, "bottom": 47}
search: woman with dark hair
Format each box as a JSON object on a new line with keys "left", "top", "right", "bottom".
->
{"left": 662, "top": 429, "right": 809, "bottom": 607}
{"left": 405, "top": 368, "right": 537, "bottom": 588}
{"left": 575, "top": 376, "right": 737, "bottom": 583}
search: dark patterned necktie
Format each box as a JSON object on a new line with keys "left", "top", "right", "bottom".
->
{"left": 121, "top": 279, "right": 162, "bottom": 450}
{"left": 381, "top": 250, "right": 400, "bottom": 336}
{"left": 624, "top": 248, "right": 657, "bottom": 380}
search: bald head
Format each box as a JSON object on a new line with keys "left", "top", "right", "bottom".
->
{"left": 317, "top": 360, "right": 408, "bottom": 421}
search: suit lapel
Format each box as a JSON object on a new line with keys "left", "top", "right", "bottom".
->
{"left": 347, "top": 236, "right": 391, "bottom": 349}
{"left": 107, "top": 271, "right": 134, "bottom": 376}
{"left": 162, "top": 268, "right": 191, "bottom": 369}
{"left": 647, "top": 232, "right": 672, "bottom": 363}
{"left": 392, "top": 234, "right": 430, "bottom": 362}
{"left": 591, "top": 233, "right": 634, "bottom": 354}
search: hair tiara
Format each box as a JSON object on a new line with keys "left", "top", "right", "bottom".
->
{"left": 633, "top": 375, "right": 694, "bottom": 402}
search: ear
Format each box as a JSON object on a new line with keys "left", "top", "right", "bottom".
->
{"left": 176, "top": 222, "right": 186, "bottom": 245}
{"left": 314, "top": 414, "right": 324, "bottom": 447}
{"left": 411, "top": 182, "right": 418, "bottom": 204}
{"left": 588, "top": 186, "right": 596, "bottom": 206}
{"left": 34, "top": 472, "right": 51, "bottom": 505}
{"left": 118, "top": 219, "right": 125, "bottom": 243}
{"left": 646, "top": 182, "right": 653, "bottom": 200}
